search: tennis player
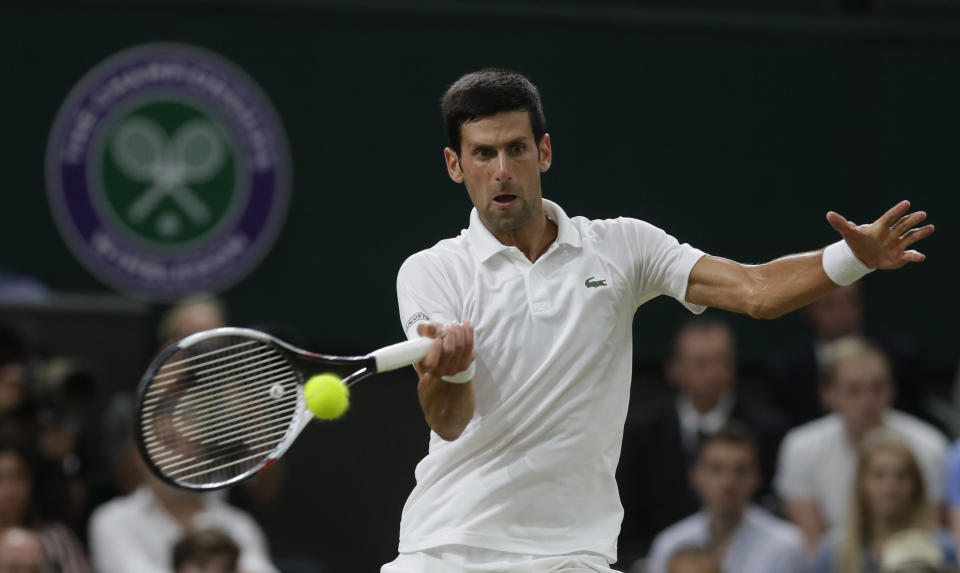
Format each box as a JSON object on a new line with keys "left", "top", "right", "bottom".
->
{"left": 383, "top": 68, "right": 934, "bottom": 573}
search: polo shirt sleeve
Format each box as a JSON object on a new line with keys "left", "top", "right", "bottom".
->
{"left": 397, "top": 251, "right": 462, "bottom": 340}
{"left": 616, "top": 217, "right": 707, "bottom": 313}
{"left": 774, "top": 430, "right": 816, "bottom": 500}
{"left": 947, "top": 442, "right": 960, "bottom": 507}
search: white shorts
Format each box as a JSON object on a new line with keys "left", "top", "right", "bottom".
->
{"left": 381, "top": 545, "right": 616, "bottom": 573}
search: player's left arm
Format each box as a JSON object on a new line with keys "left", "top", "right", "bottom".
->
{"left": 685, "top": 200, "right": 934, "bottom": 318}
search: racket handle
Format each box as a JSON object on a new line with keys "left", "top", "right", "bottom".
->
{"left": 371, "top": 337, "right": 434, "bottom": 372}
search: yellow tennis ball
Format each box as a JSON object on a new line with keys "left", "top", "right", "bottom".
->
{"left": 303, "top": 373, "right": 349, "bottom": 420}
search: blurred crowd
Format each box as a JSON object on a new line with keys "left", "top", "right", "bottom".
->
{"left": 0, "top": 284, "right": 958, "bottom": 573}
{"left": 0, "top": 295, "right": 322, "bottom": 573}
{"left": 619, "top": 284, "right": 960, "bottom": 573}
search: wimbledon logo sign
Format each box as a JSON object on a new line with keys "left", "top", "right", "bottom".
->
{"left": 46, "top": 43, "right": 290, "bottom": 300}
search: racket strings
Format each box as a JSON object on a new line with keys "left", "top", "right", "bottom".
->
{"left": 140, "top": 335, "right": 300, "bottom": 488}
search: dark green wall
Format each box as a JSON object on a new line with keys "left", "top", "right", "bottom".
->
{"left": 2, "top": 4, "right": 959, "bottom": 570}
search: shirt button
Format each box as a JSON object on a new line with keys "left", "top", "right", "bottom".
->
{"left": 532, "top": 301, "right": 549, "bottom": 312}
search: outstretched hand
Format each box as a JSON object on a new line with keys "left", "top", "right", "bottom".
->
{"left": 826, "top": 200, "right": 935, "bottom": 270}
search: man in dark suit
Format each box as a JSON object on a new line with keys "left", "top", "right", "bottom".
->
{"left": 617, "top": 317, "right": 788, "bottom": 567}
{"left": 767, "top": 282, "right": 925, "bottom": 426}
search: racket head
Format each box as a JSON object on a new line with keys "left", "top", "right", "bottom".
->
{"left": 135, "top": 327, "right": 306, "bottom": 490}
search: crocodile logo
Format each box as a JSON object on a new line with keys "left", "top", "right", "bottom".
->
{"left": 584, "top": 276, "right": 607, "bottom": 288}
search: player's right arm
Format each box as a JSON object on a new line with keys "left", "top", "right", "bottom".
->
{"left": 414, "top": 321, "right": 476, "bottom": 441}
{"left": 397, "top": 251, "right": 476, "bottom": 441}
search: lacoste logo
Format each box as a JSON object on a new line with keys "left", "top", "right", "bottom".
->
{"left": 584, "top": 276, "right": 607, "bottom": 288}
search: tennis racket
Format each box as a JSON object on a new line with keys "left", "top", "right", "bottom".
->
{"left": 135, "top": 327, "right": 432, "bottom": 491}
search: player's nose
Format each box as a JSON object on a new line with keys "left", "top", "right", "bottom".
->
{"left": 494, "top": 151, "right": 511, "bottom": 182}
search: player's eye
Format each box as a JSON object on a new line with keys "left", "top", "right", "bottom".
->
{"left": 509, "top": 142, "right": 526, "bottom": 155}
{"left": 474, "top": 148, "right": 495, "bottom": 159}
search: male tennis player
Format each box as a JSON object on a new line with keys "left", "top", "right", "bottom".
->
{"left": 383, "top": 69, "right": 934, "bottom": 573}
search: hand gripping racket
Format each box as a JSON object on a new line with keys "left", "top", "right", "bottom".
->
{"left": 135, "top": 327, "right": 431, "bottom": 491}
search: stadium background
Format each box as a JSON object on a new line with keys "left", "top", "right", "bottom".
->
{"left": 1, "top": 1, "right": 958, "bottom": 571}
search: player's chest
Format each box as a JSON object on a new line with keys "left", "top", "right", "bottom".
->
{"left": 462, "top": 246, "right": 628, "bottom": 336}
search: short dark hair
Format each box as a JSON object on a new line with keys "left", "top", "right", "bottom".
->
{"left": 670, "top": 315, "right": 735, "bottom": 359}
{"left": 441, "top": 68, "right": 546, "bottom": 155}
{"left": 698, "top": 421, "right": 758, "bottom": 460}
{"left": 173, "top": 528, "right": 239, "bottom": 572}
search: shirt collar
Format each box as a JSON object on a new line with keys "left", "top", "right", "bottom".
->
{"left": 467, "top": 198, "right": 582, "bottom": 263}
{"left": 676, "top": 392, "right": 736, "bottom": 436}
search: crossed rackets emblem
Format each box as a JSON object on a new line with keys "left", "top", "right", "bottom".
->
{"left": 111, "top": 117, "right": 227, "bottom": 236}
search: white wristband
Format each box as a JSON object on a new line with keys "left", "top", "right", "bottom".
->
{"left": 442, "top": 361, "right": 475, "bottom": 384}
{"left": 822, "top": 239, "right": 874, "bottom": 286}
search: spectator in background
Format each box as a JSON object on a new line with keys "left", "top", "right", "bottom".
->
{"left": 0, "top": 527, "right": 53, "bottom": 573}
{"left": 0, "top": 438, "right": 90, "bottom": 573}
{"left": 619, "top": 317, "right": 788, "bottom": 560}
{"left": 881, "top": 528, "right": 954, "bottom": 573}
{"left": 158, "top": 293, "right": 229, "bottom": 348}
{"left": 768, "top": 283, "right": 925, "bottom": 426}
{"left": 642, "top": 423, "right": 804, "bottom": 573}
{"left": 775, "top": 337, "right": 947, "bottom": 555}
{"left": 88, "top": 451, "right": 278, "bottom": 573}
{"left": 173, "top": 528, "right": 240, "bottom": 573}
{"left": 103, "top": 293, "right": 229, "bottom": 497}
{"left": 810, "top": 429, "right": 956, "bottom": 572}
{"left": 0, "top": 326, "right": 31, "bottom": 441}
{"left": 663, "top": 546, "right": 722, "bottom": 573}
{"left": 942, "top": 434, "right": 960, "bottom": 554}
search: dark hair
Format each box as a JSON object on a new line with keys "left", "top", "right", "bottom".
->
{"left": 670, "top": 315, "right": 735, "bottom": 359}
{"left": 698, "top": 421, "right": 758, "bottom": 460}
{"left": 441, "top": 68, "right": 546, "bottom": 155}
{"left": 173, "top": 528, "right": 240, "bottom": 572}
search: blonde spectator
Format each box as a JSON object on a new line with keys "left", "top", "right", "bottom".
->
{"left": 810, "top": 429, "right": 957, "bottom": 573}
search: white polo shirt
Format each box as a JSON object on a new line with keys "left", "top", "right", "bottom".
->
{"left": 394, "top": 199, "right": 706, "bottom": 561}
{"left": 774, "top": 410, "right": 948, "bottom": 528}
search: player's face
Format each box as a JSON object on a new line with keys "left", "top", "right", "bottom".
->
{"left": 444, "top": 110, "right": 551, "bottom": 233}
{"left": 692, "top": 441, "right": 758, "bottom": 516}
{"left": 827, "top": 353, "right": 893, "bottom": 435}
{"left": 861, "top": 448, "right": 917, "bottom": 522}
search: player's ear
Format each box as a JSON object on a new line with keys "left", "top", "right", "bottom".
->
{"left": 538, "top": 133, "right": 552, "bottom": 173}
{"left": 444, "top": 147, "right": 464, "bottom": 183}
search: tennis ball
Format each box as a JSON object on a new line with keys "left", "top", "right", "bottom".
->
{"left": 303, "top": 373, "right": 349, "bottom": 420}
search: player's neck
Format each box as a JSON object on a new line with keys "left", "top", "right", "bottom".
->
{"left": 492, "top": 213, "right": 557, "bottom": 263}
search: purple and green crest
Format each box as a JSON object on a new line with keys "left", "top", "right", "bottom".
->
{"left": 46, "top": 43, "right": 290, "bottom": 300}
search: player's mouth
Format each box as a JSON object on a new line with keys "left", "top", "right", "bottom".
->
{"left": 492, "top": 194, "right": 517, "bottom": 207}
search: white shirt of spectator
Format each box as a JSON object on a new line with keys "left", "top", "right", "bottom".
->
{"left": 395, "top": 199, "right": 706, "bottom": 561}
{"left": 775, "top": 410, "right": 948, "bottom": 528}
{"left": 88, "top": 486, "right": 278, "bottom": 573}
{"left": 642, "top": 506, "right": 806, "bottom": 573}
{"left": 676, "top": 392, "right": 736, "bottom": 453}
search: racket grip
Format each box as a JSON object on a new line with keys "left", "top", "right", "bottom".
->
{"left": 371, "top": 337, "right": 434, "bottom": 372}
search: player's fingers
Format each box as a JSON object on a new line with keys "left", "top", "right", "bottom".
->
{"left": 464, "top": 321, "right": 474, "bottom": 353}
{"left": 826, "top": 211, "right": 855, "bottom": 236}
{"left": 878, "top": 200, "right": 911, "bottom": 227}
{"left": 899, "top": 224, "right": 935, "bottom": 248}
{"left": 421, "top": 337, "right": 443, "bottom": 370}
{"left": 448, "top": 324, "right": 470, "bottom": 370}
{"left": 891, "top": 211, "right": 926, "bottom": 237}
{"left": 417, "top": 322, "right": 441, "bottom": 338}
{"left": 901, "top": 249, "right": 926, "bottom": 264}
